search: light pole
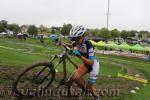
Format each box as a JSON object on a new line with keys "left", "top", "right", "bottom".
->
{"left": 107, "top": 0, "right": 110, "bottom": 30}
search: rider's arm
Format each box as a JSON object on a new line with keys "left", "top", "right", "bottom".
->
{"left": 62, "top": 41, "right": 76, "bottom": 48}
{"left": 79, "top": 47, "right": 95, "bottom": 66}
{"left": 80, "top": 56, "right": 94, "bottom": 65}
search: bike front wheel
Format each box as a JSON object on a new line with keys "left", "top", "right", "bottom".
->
{"left": 12, "top": 61, "right": 55, "bottom": 98}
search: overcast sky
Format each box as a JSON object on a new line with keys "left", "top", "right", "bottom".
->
{"left": 0, "top": 0, "right": 150, "bottom": 31}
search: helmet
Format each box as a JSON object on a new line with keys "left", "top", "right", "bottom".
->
{"left": 69, "top": 25, "right": 87, "bottom": 38}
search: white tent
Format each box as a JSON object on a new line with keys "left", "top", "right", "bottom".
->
{"left": 17, "top": 33, "right": 23, "bottom": 35}
{"left": 6, "top": 30, "right": 14, "bottom": 35}
{"left": 0, "top": 32, "right": 7, "bottom": 35}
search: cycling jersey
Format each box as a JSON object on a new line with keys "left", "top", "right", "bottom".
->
{"left": 72, "top": 39, "right": 100, "bottom": 84}
{"left": 73, "top": 39, "right": 96, "bottom": 60}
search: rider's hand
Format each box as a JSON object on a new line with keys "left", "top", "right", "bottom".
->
{"left": 61, "top": 41, "right": 69, "bottom": 49}
{"left": 61, "top": 41, "right": 66, "bottom": 46}
{"left": 71, "top": 50, "right": 81, "bottom": 56}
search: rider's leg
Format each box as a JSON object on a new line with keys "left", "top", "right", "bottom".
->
{"left": 66, "top": 60, "right": 100, "bottom": 99}
{"left": 66, "top": 63, "right": 88, "bottom": 87}
{"left": 75, "top": 61, "right": 99, "bottom": 98}
{"left": 86, "top": 82, "right": 99, "bottom": 97}
{"left": 86, "top": 59, "right": 100, "bottom": 99}
{"left": 74, "top": 77, "right": 86, "bottom": 89}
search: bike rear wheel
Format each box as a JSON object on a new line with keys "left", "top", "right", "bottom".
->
{"left": 12, "top": 61, "right": 55, "bottom": 98}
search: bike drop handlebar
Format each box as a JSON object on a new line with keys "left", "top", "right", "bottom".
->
{"left": 61, "top": 41, "right": 71, "bottom": 51}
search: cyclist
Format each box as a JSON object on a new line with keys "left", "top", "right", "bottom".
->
{"left": 63, "top": 25, "right": 100, "bottom": 100}
{"left": 40, "top": 35, "right": 46, "bottom": 47}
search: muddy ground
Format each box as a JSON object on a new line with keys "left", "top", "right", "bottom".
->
{"left": 0, "top": 66, "right": 143, "bottom": 100}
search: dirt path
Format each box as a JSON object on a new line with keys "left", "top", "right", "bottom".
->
{"left": 0, "top": 65, "right": 143, "bottom": 100}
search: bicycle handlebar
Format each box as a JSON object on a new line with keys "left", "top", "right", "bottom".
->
{"left": 60, "top": 41, "right": 71, "bottom": 51}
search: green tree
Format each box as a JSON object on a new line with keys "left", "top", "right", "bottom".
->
{"left": 0, "top": 20, "right": 8, "bottom": 28}
{"left": 139, "top": 30, "right": 148, "bottom": 34}
{"left": 51, "top": 26, "right": 61, "bottom": 34}
{"left": 120, "top": 30, "right": 129, "bottom": 41}
{"left": 0, "top": 24, "right": 5, "bottom": 33}
{"left": 100, "top": 28, "right": 110, "bottom": 39}
{"left": 7, "top": 24, "right": 20, "bottom": 35}
{"left": 110, "top": 29, "right": 120, "bottom": 38}
{"left": 128, "top": 30, "right": 137, "bottom": 37}
{"left": 138, "top": 33, "right": 142, "bottom": 39}
{"left": 39, "top": 25, "right": 49, "bottom": 34}
{"left": 89, "top": 29, "right": 101, "bottom": 37}
{"left": 61, "top": 24, "right": 72, "bottom": 36}
{"left": 20, "top": 25, "right": 28, "bottom": 33}
{"left": 147, "top": 32, "right": 150, "bottom": 38}
{"left": 139, "top": 30, "right": 148, "bottom": 39}
{"left": 27, "top": 25, "right": 38, "bottom": 36}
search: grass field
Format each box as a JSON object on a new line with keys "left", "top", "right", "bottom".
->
{"left": 0, "top": 38, "right": 150, "bottom": 100}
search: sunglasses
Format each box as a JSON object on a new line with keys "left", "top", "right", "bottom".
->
{"left": 71, "top": 37, "right": 80, "bottom": 41}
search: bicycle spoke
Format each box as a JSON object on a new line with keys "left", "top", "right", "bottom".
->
{"left": 38, "top": 70, "right": 52, "bottom": 85}
{"left": 12, "top": 62, "right": 56, "bottom": 98}
{"left": 32, "top": 66, "right": 47, "bottom": 80}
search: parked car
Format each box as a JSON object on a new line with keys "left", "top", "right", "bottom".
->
{"left": 127, "top": 39, "right": 141, "bottom": 44}
{"left": 49, "top": 34, "right": 64, "bottom": 40}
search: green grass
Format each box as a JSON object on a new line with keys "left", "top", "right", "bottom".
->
{"left": 0, "top": 48, "right": 47, "bottom": 67}
{"left": 0, "top": 38, "right": 150, "bottom": 99}
{"left": 0, "top": 38, "right": 62, "bottom": 54}
{"left": 98, "top": 54, "right": 150, "bottom": 100}
{"left": 99, "top": 54, "right": 150, "bottom": 80}
{"left": 0, "top": 38, "right": 64, "bottom": 67}
{"left": 99, "top": 59, "right": 125, "bottom": 76}
{"left": 119, "top": 84, "right": 150, "bottom": 100}
{"left": 0, "top": 38, "right": 122, "bottom": 76}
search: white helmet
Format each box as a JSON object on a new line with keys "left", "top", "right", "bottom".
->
{"left": 69, "top": 25, "right": 87, "bottom": 38}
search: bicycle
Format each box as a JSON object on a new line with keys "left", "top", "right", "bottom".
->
{"left": 12, "top": 43, "right": 86, "bottom": 99}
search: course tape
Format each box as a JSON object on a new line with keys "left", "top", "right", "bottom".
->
{"left": 0, "top": 45, "right": 25, "bottom": 51}
{"left": 118, "top": 73, "right": 148, "bottom": 84}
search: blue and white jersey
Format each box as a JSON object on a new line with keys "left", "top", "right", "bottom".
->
{"left": 73, "top": 39, "right": 100, "bottom": 83}
{"left": 75, "top": 39, "right": 96, "bottom": 60}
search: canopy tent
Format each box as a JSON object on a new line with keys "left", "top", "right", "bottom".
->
{"left": 90, "top": 40, "right": 118, "bottom": 48}
{"left": 130, "top": 44, "right": 145, "bottom": 51}
{"left": 145, "top": 46, "right": 150, "bottom": 52}
{"left": 118, "top": 43, "right": 132, "bottom": 50}
{"left": 97, "top": 41, "right": 107, "bottom": 46}
{"left": 17, "top": 33, "right": 23, "bottom": 35}
{"left": 89, "top": 40, "right": 149, "bottom": 52}
{"left": 89, "top": 40, "right": 99, "bottom": 46}
{"left": 106, "top": 42, "right": 119, "bottom": 49}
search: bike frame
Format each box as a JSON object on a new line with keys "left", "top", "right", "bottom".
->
{"left": 49, "top": 45, "right": 78, "bottom": 79}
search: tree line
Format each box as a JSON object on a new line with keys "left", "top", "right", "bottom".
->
{"left": 0, "top": 20, "right": 150, "bottom": 40}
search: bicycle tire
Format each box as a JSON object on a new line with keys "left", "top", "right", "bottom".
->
{"left": 12, "top": 61, "right": 55, "bottom": 98}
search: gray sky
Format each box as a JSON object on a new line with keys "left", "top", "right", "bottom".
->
{"left": 0, "top": 0, "right": 150, "bottom": 31}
